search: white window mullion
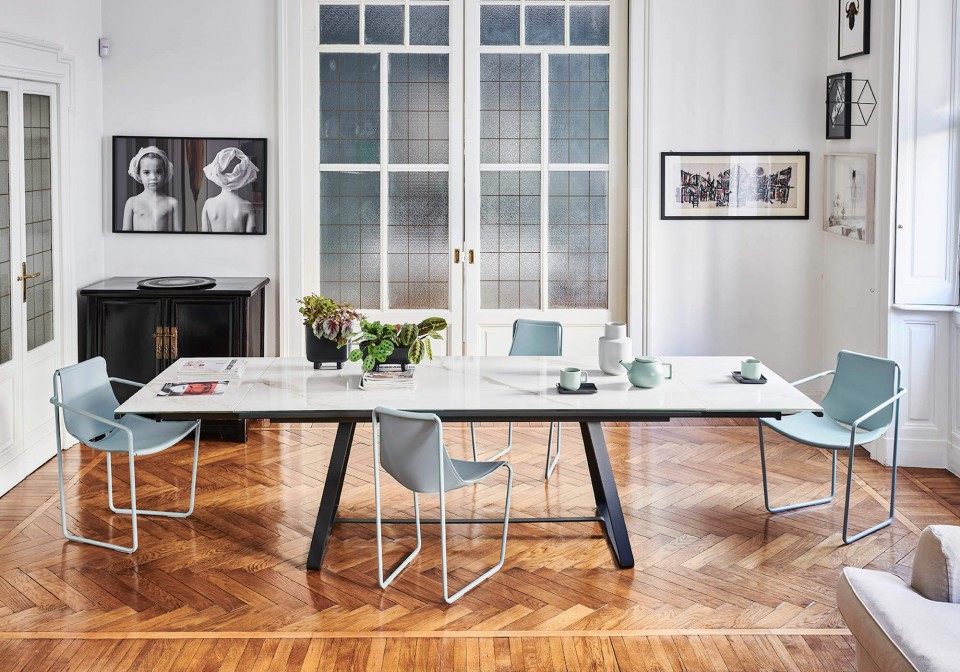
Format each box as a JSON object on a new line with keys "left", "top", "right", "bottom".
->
{"left": 379, "top": 49, "right": 390, "bottom": 311}
{"left": 540, "top": 49, "right": 549, "bottom": 312}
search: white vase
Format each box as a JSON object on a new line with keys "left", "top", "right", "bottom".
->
{"left": 599, "top": 322, "right": 632, "bottom": 375}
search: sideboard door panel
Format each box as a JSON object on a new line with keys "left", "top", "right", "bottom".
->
{"left": 169, "top": 298, "right": 241, "bottom": 363}
{"left": 97, "top": 298, "right": 164, "bottom": 401}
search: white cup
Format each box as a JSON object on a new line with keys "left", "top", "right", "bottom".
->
{"left": 741, "top": 358, "right": 762, "bottom": 381}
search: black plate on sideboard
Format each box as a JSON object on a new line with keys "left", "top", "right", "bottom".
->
{"left": 137, "top": 276, "right": 217, "bottom": 290}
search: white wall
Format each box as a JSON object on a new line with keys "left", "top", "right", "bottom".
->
{"left": 0, "top": 0, "right": 106, "bottom": 337}
{"left": 100, "top": 0, "right": 278, "bottom": 353}
{"left": 645, "top": 1, "right": 827, "bottom": 382}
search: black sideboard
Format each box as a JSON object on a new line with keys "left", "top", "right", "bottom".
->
{"left": 78, "top": 276, "right": 269, "bottom": 442}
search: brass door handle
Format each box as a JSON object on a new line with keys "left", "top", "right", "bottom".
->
{"left": 453, "top": 249, "right": 461, "bottom": 264}
{"left": 467, "top": 249, "right": 475, "bottom": 264}
{"left": 16, "top": 262, "right": 41, "bottom": 303}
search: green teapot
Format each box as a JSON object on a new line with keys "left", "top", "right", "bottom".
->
{"left": 620, "top": 356, "right": 673, "bottom": 389}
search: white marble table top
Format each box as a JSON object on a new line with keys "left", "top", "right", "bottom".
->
{"left": 117, "top": 356, "right": 821, "bottom": 422}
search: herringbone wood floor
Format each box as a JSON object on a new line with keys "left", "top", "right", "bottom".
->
{"left": 1, "top": 420, "right": 959, "bottom": 670}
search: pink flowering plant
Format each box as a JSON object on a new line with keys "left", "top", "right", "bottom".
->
{"left": 297, "top": 294, "right": 363, "bottom": 347}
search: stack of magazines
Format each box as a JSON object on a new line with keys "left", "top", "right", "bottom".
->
{"left": 359, "top": 366, "right": 415, "bottom": 391}
{"left": 176, "top": 358, "right": 247, "bottom": 381}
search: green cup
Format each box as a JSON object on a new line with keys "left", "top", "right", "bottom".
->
{"left": 560, "top": 367, "right": 588, "bottom": 391}
{"left": 741, "top": 358, "right": 762, "bottom": 380}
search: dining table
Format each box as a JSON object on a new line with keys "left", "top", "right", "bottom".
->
{"left": 117, "top": 355, "right": 822, "bottom": 571}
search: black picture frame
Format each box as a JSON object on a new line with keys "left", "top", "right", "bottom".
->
{"left": 838, "top": 0, "right": 870, "bottom": 59}
{"left": 660, "top": 152, "right": 810, "bottom": 220}
{"left": 112, "top": 135, "right": 268, "bottom": 235}
{"left": 826, "top": 73, "right": 853, "bottom": 140}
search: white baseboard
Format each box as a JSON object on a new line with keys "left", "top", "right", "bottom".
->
{"left": 949, "top": 437, "right": 960, "bottom": 478}
{"left": 870, "top": 436, "right": 949, "bottom": 469}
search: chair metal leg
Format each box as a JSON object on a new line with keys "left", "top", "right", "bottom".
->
{"left": 55, "top": 408, "right": 140, "bottom": 554}
{"left": 376, "top": 490, "right": 423, "bottom": 589}
{"left": 107, "top": 421, "right": 201, "bottom": 518}
{"left": 842, "top": 400, "right": 901, "bottom": 544}
{"left": 470, "top": 422, "right": 513, "bottom": 462}
{"left": 758, "top": 419, "right": 837, "bottom": 513}
{"left": 442, "top": 463, "right": 513, "bottom": 604}
{"left": 544, "top": 422, "right": 562, "bottom": 480}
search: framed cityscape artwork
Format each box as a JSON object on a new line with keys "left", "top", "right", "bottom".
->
{"left": 113, "top": 136, "right": 267, "bottom": 234}
{"left": 660, "top": 152, "right": 810, "bottom": 220}
{"left": 823, "top": 153, "right": 875, "bottom": 243}
{"left": 838, "top": 0, "right": 870, "bottom": 59}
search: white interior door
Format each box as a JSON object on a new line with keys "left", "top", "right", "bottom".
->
{"left": 0, "top": 78, "right": 61, "bottom": 496}
{"left": 463, "top": 0, "right": 628, "bottom": 356}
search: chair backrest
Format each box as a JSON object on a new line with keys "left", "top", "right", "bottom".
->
{"left": 53, "top": 357, "right": 121, "bottom": 442}
{"left": 373, "top": 407, "right": 465, "bottom": 494}
{"left": 508, "top": 319, "right": 563, "bottom": 356}
{"left": 822, "top": 350, "right": 900, "bottom": 431}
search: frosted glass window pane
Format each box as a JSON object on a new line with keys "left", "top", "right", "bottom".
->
{"left": 0, "top": 91, "right": 9, "bottom": 364}
{"left": 319, "top": 53, "right": 380, "bottom": 163}
{"left": 548, "top": 171, "right": 607, "bottom": 308}
{"left": 390, "top": 54, "right": 448, "bottom": 164}
{"left": 479, "top": 171, "right": 540, "bottom": 309}
{"left": 365, "top": 5, "right": 403, "bottom": 45}
{"left": 525, "top": 5, "right": 564, "bottom": 45}
{"left": 480, "top": 54, "right": 540, "bottom": 164}
{"left": 549, "top": 54, "right": 608, "bottom": 164}
{"left": 570, "top": 5, "right": 609, "bottom": 46}
{"left": 410, "top": 4, "right": 449, "bottom": 46}
{"left": 318, "top": 5, "right": 359, "bottom": 44}
{"left": 480, "top": 5, "right": 520, "bottom": 46}
{"left": 319, "top": 171, "right": 380, "bottom": 309}
{"left": 388, "top": 172, "right": 448, "bottom": 309}
{"left": 23, "top": 94, "right": 53, "bottom": 350}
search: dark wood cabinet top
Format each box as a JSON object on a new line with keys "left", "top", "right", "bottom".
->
{"left": 80, "top": 277, "right": 270, "bottom": 296}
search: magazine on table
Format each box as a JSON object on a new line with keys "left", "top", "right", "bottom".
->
{"left": 158, "top": 381, "right": 229, "bottom": 396}
{"left": 360, "top": 365, "right": 416, "bottom": 391}
{"left": 176, "top": 358, "right": 246, "bottom": 381}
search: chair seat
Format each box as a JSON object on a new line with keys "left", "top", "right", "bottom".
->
{"left": 450, "top": 458, "right": 507, "bottom": 485}
{"left": 761, "top": 411, "right": 887, "bottom": 450}
{"left": 86, "top": 414, "right": 198, "bottom": 456}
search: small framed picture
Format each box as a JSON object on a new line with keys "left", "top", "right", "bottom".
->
{"left": 838, "top": 0, "right": 870, "bottom": 59}
{"left": 660, "top": 152, "right": 810, "bottom": 220}
{"left": 826, "top": 73, "right": 853, "bottom": 140}
{"left": 113, "top": 136, "right": 267, "bottom": 234}
{"left": 823, "top": 153, "right": 875, "bottom": 243}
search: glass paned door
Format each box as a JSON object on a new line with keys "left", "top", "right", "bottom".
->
{"left": 305, "top": 0, "right": 463, "bottom": 352}
{"left": 464, "top": 0, "right": 626, "bottom": 355}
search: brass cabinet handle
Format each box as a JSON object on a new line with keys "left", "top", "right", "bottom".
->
{"left": 171, "top": 326, "right": 178, "bottom": 359}
{"left": 16, "top": 262, "right": 41, "bottom": 303}
{"left": 155, "top": 327, "right": 164, "bottom": 360}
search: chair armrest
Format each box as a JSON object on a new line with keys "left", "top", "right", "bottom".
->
{"left": 49, "top": 397, "right": 134, "bottom": 447}
{"left": 791, "top": 370, "right": 835, "bottom": 387}
{"left": 109, "top": 376, "right": 145, "bottom": 389}
{"left": 851, "top": 387, "right": 907, "bottom": 433}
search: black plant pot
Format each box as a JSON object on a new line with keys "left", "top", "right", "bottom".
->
{"left": 305, "top": 326, "right": 349, "bottom": 369}
{"left": 374, "top": 346, "right": 410, "bottom": 371}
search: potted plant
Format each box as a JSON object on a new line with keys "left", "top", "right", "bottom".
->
{"left": 297, "top": 293, "right": 364, "bottom": 369}
{"left": 349, "top": 318, "right": 447, "bottom": 372}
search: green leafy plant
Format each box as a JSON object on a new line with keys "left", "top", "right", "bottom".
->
{"left": 349, "top": 318, "right": 448, "bottom": 372}
{"left": 297, "top": 293, "right": 364, "bottom": 347}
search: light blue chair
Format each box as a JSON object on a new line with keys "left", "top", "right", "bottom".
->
{"left": 758, "top": 350, "right": 906, "bottom": 544}
{"left": 470, "top": 318, "right": 564, "bottom": 479}
{"left": 373, "top": 406, "right": 513, "bottom": 604}
{"left": 50, "top": 357, "right": 201, "bottom": 554}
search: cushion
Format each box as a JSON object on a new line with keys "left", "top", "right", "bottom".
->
{"left": 910, "top": 525, "right": 960, "bottom": 603}
{"left": 839, "top": 567, "right": 960, "bottom": 672}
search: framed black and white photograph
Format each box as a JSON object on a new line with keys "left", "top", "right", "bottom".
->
{"left": 660, "top": 152, "right": 810, "bottom": 220}
{"left": 826, "top": 73, "right": 853, "bottom": 140}
{"left": 824, "top": 153, "right": 875, "bottom": 243}
{"left": 838, "top": 0, "right": 870, "bottom": 59}
{"left": 112, "top": 136, "right": 267, "bottom": 234}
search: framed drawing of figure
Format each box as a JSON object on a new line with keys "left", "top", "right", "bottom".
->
{"left": 113, "top": 136, "right": 267, "bottom": 235}
{"left": 823, "top": 153, "right": 875, "bottom": 243}
{"left": 838, "top": 0, "right": 870, "bottom": 59}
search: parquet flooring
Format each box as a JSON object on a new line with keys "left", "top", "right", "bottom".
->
{"left": 0, "top": 419, "right": 958, "bottom": 670}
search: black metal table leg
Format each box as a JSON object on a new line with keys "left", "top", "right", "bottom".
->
{"left": 580, "top": 422, "right": 635, "bottom": 569}
{"left": 306, "top": 422, "right": 356, "bottom": 570}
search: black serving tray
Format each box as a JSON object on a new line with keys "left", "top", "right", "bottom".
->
{"left": 557, "top": 382, "right": 598, "bottom": 395}
{"left": 732, "top": 371, "right": 767, "bottom": 384}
